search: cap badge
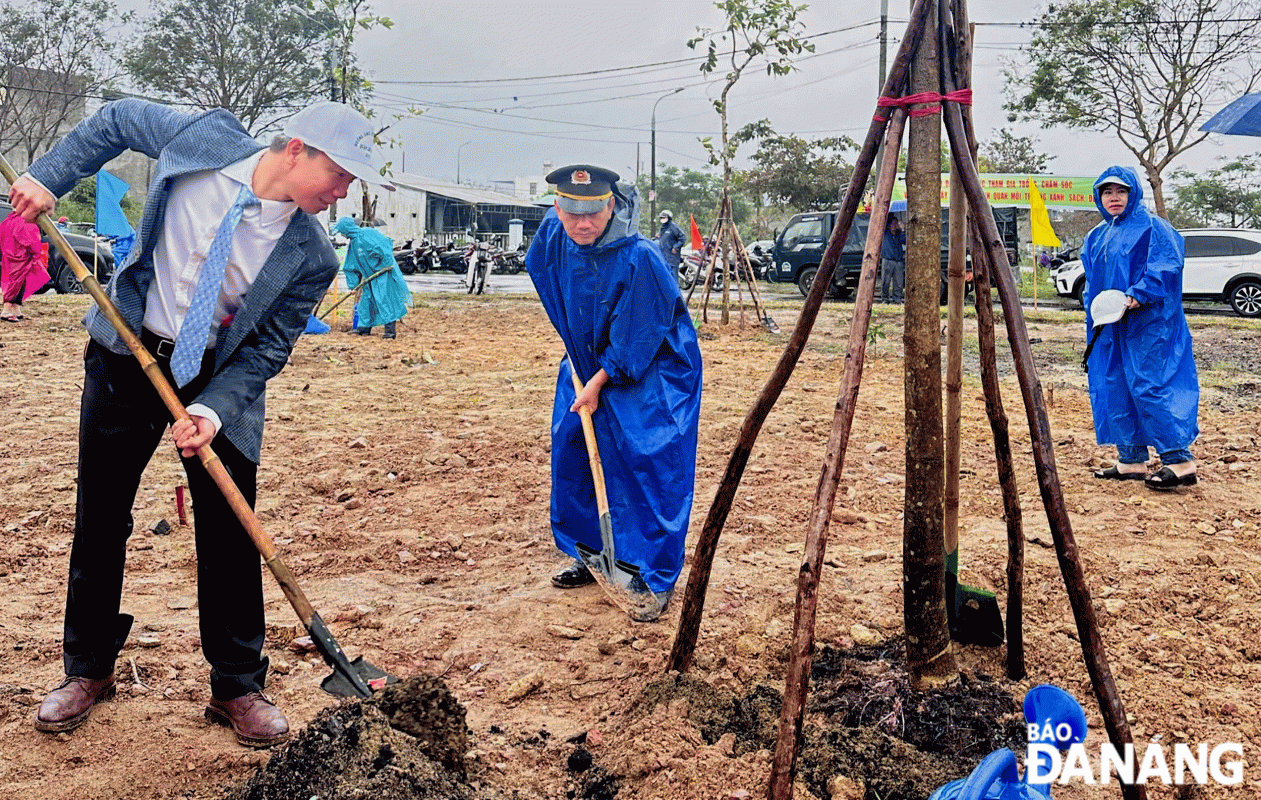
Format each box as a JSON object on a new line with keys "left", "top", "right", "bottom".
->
{"left": 571, "top": 169, "right": 591, "bottom": 185}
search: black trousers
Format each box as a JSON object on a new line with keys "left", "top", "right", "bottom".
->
{"left": 63, "top": 336, "right": 268, "bottom": 700}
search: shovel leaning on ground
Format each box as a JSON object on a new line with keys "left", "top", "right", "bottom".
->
{"left": 0, "top": 156, "right": 396, "bottom": 699}
{"left": 566, "top": 361, "right": 665, "bottom": 620}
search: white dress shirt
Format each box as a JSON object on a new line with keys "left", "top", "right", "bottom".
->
{"left": 143, "top": 152, "right": 299, "bottom": 431}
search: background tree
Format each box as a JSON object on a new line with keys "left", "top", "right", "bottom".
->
{"left": 688, "top": 0, "right": 812, "bottom": 200}
{"left": 314, "top": 0, "right": 395, "bottom": 221}
{"left": 743, "top": 134, "right": 858, "bottom": 211}
{"left": 0, "top": 0, "right": 129, "bottom": 169}
{"left": 637, "top": 165, "right": 723, "bottom": 231}
{"left": 977, "top": 128, "right": 1053, "bottom": 174}
{"left": 1004, "top": 0, "right": 1261, "bottom": 218}
{"left": 687, "top": 0, "right": 812, "bottom": 325}
{"left": 124, "top": 0, "right": 389, "bottom": 136}
{"left": 1168, "top": 156, "right": 1261, "bottom": 229}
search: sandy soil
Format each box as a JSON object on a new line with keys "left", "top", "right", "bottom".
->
{"left": 1, "top": 291, "right": 1259, "bottom": 800}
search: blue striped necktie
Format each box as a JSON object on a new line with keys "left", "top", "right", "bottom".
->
{"left": 169, "top": 183, "right": 259, "bottom": 387}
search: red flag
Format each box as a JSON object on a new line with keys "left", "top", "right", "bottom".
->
{"left": 688, "top": 214, "right": 703, "bottom": 251}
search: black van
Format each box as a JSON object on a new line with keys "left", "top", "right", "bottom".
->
{"left": 770, "top": 207, "right": 1019, "bottom": 301}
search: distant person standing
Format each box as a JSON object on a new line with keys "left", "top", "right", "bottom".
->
{"left": 1082, "top": 165, "right": 1199, "bottom": 491}
{"left": 656, "top": 209, "right": 685, "bottom": 273}
{"left": 0, "top": 211, "right": 50, "bottom": 322}
{"left": 334, "top": 216, "right": 409, "bottom": 339}
{"left": 880, "top": 215, "right": 906, "bottom": 304}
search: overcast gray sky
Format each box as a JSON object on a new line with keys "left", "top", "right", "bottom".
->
{"left": 348, "top": 1, "right": 1257, "bottom": 188}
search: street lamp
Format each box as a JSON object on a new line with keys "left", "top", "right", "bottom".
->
{"left": 456, "top": 140, "right": 472, "bottom": 184}
{"left": 650, "top": 87, "right": 684, "bottom": 223}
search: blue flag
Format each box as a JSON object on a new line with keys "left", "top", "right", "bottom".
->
{"left": 95, "top": 170, "right": 136, "bottom": 264}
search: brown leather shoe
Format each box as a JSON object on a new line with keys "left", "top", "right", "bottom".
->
{"left": 205, "top": 691, "right": 290, "bottom": 748}
{"left": 35, "top": 674, "right": 117, "bottom": 733}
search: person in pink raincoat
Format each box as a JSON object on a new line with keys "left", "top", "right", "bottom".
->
{"left": 0, "top": 211, "right": 50, "bottom": 321}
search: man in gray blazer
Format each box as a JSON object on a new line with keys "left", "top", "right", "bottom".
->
{"left": 8, "top": 98, "right": 393, "bottom": 748}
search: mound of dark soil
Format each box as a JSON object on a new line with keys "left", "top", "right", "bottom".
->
{"left": 598, "top": 639, "right": 1024, "bottom": 800}
{"left": 224, "top": 676, "right": 472, "bottom": 800}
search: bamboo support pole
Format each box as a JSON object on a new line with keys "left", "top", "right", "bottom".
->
{"left": 967, "top": 214, "right": 1026, "bottom": 679}
{"left": 766, "top": 106, "right": 909, "bottom": 800}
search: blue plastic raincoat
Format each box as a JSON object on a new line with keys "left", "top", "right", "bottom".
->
{"left": 1080, "top": 166, "right": 1198, "bottom": 454}
{"left": 334, "top": 217, "right": 410, "bottom": 328}
{"left": 525, "top": 187, "right": 703, "bottom": 594}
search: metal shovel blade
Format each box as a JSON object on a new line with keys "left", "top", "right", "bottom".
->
{"left": 309, "top": 612, "right": 398, "bottom": 698}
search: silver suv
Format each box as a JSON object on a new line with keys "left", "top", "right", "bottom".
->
{"left": 1051, "top": 228, "right": 1261, "bottom": 318}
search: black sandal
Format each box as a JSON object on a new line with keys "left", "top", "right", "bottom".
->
{"left": 551, "top": 561, "right": 595, "bottom": 589}
{"left": 1144, "top": 466, "right": 1198, "bottom": 491}
{"left": 1092, "top": 465, "right": 1146, "bottom": 481}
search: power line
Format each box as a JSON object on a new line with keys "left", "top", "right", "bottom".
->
{"left": 372, "top": 20, "right": 884, "bottom": 88}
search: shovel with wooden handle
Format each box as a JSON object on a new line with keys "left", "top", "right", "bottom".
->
{"left": 1, "top": 155, "right": 396, "bottom": 699}
{"left": 565, "top": 358, "right": 663, "bottom": 619}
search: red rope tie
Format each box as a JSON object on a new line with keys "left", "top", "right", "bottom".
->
{"left": 872, "top": 89, "right": 973, "bottom": 121}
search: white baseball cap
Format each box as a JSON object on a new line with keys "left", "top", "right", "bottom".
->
{"left": 284, "top": 102, "right": 395, "bottom": 191}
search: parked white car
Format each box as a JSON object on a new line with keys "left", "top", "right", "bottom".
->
{"left": 1051, "top": 228, "right": 1261, "bottom": 318}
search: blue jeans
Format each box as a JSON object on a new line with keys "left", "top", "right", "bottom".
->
{"left": 1117, "top": 445, "right": 1194, "bottom": 465}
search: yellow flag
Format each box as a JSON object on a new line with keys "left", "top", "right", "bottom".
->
{"left": 1028, "top": 179, "right": 1062, "bottom": 248}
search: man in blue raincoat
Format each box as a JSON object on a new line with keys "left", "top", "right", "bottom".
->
{"left": 526, "top": 165, "right": 702, "bottom": 622}
{"left": 334, "top": 216, "right": 409, "bottom": 339}
{"left": 1081, "top": 166, "right": 1198, "bottom": 491}
{"left": 656, "top": 209, "right": 685, "bottom": 272}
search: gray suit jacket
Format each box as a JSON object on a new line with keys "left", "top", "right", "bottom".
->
{"left": 29, "top": 98, "right": 339, "bottom": 462}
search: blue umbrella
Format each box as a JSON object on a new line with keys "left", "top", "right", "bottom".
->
{"left": 1200, "top": 92, "right": 1261, "bottom": 137}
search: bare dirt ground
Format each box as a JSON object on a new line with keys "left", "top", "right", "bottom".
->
{"left": 1, "top": 291, "right": 1260, "bottom": 800}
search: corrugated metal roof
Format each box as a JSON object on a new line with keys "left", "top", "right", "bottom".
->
{"left": 389, "top": 171, "right": 547, "bottom": 208}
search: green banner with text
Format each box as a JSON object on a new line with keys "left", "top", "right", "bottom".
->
{"left": 891, "top": 174, "right": 1098, "bottom": 210}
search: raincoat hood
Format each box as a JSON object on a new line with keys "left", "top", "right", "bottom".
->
{"left": 334, "top": 216, "right": 362, "bottom": 237}
{"left": 1093, "top": 165, "right": 1143, "bottom": 222}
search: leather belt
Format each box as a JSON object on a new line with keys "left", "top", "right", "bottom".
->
{"left": 140, "top": 328, "right": 177, "bottom": 360}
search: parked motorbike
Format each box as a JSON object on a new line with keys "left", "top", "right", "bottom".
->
{"left": 392, "top": 238, "right": 417, "bottom": 274}
{"left": 678, "top": 238, "right": 760, "bottom": 292}
{"left": 491, "top": 243, "right": 526, "bottom": 274}
{"left": 436, "top": 242, "right": 474, "bottom": 274}
{"left": 466, "top": 241, "right": 494, "bottom": 295}
{"left": 411, "top": 238, "right": 439, "bottom": 273}
{"left": 747, "top": 242, "right": 772, "bottom": 281}
{"left": 1047, "top": 245, "right": 1080, "bottom": 270}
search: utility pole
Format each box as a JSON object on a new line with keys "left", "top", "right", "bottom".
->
{"left": 328, "top": 42, "right": 340, "bottom": 223}
{"left": 650, "top": 87, "right": 683, "bottom": 223}
{"left": 870, "top": 0, "right": 890, "bottom": 207}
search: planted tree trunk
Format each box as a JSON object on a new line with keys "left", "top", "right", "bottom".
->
{"left": 903, "top": 0, "right": 956, "bottom": 691}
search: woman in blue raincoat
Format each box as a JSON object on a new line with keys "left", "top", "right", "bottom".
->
{"left": 526, "top": 165, "right": 702, "bottom": 622}
{"left": 1081, "top": 166, "right": 1198, "bottom": 490}
{"left": 334, "top": 216, "right": 410, "bottom": 339}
